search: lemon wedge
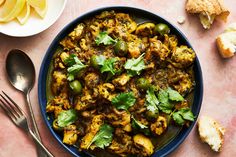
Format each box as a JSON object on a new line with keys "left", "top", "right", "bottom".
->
{"left": 28, "top": 0, "right": 48, "bottom": 18}
{"left": 0, "top": 0, "right": 5, "bottom": 6}
{"left": 0, "top": 0, "right": 25, "bottom": 22}
{"left": 17, "top": 2, "right": 30, "bottom": 25}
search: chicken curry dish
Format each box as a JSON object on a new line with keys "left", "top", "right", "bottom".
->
{"left": 46, "top": 10, "right": 196, "bottom": 157}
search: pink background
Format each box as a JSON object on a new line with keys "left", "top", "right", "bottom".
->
{"left": 0, "top": 0, "right": 236, "bottom": 157}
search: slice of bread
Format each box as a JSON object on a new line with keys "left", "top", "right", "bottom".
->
{"left": 216, "top": 31, "right": 236, "bottom": 58}
{"left": 198, "top": 116, "right": 225, "bottom": 152}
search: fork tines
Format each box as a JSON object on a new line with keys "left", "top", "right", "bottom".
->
{"left": 0, "top": 91, "right": 24, "bottom": 121}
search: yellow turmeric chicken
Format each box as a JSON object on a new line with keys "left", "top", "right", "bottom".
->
{"left": 46, "top": 10, "right": 196, "bottom": 157}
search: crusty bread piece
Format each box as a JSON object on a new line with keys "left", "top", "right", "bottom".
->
{"left": 186, "top": 0, "right": 230, "bottom": 29}
{"left": 216, "top": 31, "right": 236, "bottom": 58}
{"left": 198, "top": 116, "right": 225, "bottom": 152}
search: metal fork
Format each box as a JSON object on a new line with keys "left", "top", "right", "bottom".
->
{"left": 0, "top": 91, "right": 54, "bottom": 157}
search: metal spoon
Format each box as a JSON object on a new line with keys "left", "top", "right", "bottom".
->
{"left": 6, "top": 49, "right": 50, "bottom": 157}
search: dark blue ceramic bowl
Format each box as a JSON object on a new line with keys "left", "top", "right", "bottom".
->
{"left": 38, "top": 6, "right": 203, "bottom": 157}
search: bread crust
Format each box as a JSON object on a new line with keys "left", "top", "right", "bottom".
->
{"left": 186, "top": 0, "right": 229, "bottom": 21}
{"left": 216, "top": 31, "right": 236, "bottom": 58}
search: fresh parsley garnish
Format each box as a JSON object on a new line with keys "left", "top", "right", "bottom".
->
{"left": 172, "top": 108, "right": 195, "bottom": 125}
{"left": 65, "top": 54, "right": 87, "bottom": 81}
{"left": 95, "top": 32, "right": 117, "bottom": 45}
{"left": 89, "top": 124, "right": 114, "bottom": 149}
{"left": 57, "top": 109, "right": 78, "bottom": 127}
{"left": 124, "top": 53, "right": 146, "bottom": 76}
{"left": 145, "top": 88, "right": 159, "bottom": 114}
{"left": 111, "top": 92, "right": 136, "bottom": 110}
{"left": 100, "top": 58, "right": 118, "bottom": 75}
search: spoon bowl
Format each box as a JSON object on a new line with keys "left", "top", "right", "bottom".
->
{"left": 6, "top": 49, "right": 35, "bottom": 94}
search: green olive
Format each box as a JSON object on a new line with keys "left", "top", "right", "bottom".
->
{"left": 154, "top": 23, "right": 170, "bottom": 36}
{"left": 90, "top": 55, "right": 100, "bottom": 69}
{"left": 53, "top": 119, "right": 63, "bottom": 131}
{"left": 136, "top": 78, "right": 150, "bottom": 90}
{"left": 69, "top": 80, "right": 82, "bottom": 94}
{"left": 146, "top": 110, "right": 159, "bottom": 120}
{"left": 114, "top": 40, "right": 128, "bottom": 56}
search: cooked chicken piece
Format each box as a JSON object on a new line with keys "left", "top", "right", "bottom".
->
{"left": 112, "top": 73, "right": 130, "bottom": 87}
{"left": 147, "top": 36, "right": 170, "bottom": 61}
{"left": 98, "top": 83, "right": 115, "bottom": 101}
{"left": 69, "top": 23, "right": 85, "bottom": 40}
{"left": 80, "top": 115, "right": 104, "bottom": 149}
{"left": 171, "top": 46, "right": 196, "bottom": 68}
{"left": 135, "top": 23, "right": 155, "bottom": 36}
{"left": 150, "top": 116, "right": 167, "bottom": 135}
{"left": 52, "top": 71, "right": 67, "bottom": 95}
{"left": 60, "top": 52, "right": 69, "bottom": 63}
{"left": 198, "top": 116, "right": 225, "bottom": 152}
{"left": 133, "top": 134, "right": 154, "bottom": 156}
{"left": 63, "top": 125, "right": 78, "bottom": 145}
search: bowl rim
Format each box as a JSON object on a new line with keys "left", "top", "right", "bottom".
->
{"left": 38, "top": 6, "right": 203, "bottom": 157}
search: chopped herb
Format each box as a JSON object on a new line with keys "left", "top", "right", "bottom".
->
{"left": 57, "top": 109, "right": 78, "bottom": 127}
{"left": 124, "top": 53, "right": 146, "bottom": 76}
{"left": 89, "top": 124, "right": 114, "bottom": 149}
{"left": 111, "top": 92, "right": 136, "bottom": 110}
{"left": 131, "top": 116, "right": 150, "bottom": 136}
{"left": 66, "top": 54, "right": 87, "bottom": 81}
{"left": 167, "top": 87, "right": 184, "bottom": 101}
{"left": 100, "top": 58, "right": 118, "bottom": 75}
{"left": 95, "top": 32, "right": 117, "bottom": 45}
{"left": 158, "top": 89, "right": 173, "bottom": 114}
{"left": 145, "top": 88, "right": 159, "bottom": 114}
{"left": 172, "top": 108, "right": 195, "bottom": 125}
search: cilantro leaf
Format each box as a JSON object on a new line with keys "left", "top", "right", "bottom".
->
{"left": 158, "top": 102, "right": 173, "bottom": 114}
{"left": 100, "top": 58, "right": 118, "bottom": 75}
{"left": 66, "top": 54, "right": 87, "bottom": 81}
{"left": 124, "top": 53, "right": 146, "bottom": 76}
{"left": 158, "top": 89, "right": 173, "bottom": 114}
{"left": 145, "top": 88, "right": 159, "bottom": 113}
{"left": 64, "top": 54, "right": 77, "bottom": 66}
{"left": 96, "top": 55, "right": 106, "bottom": 66}
{"left": 111, "top": 92, "right": 136, "bottom": 110}
{"left": 131, "top": 116, "right": 150, "bottom": 136}
{"left": 167, "top": 87, "right": 184, "bottom": 101}
{"left": 95, "top": 32, "right": 117, "bottom": 45}
{"left": 89, "top": 124, "right": 114, "bottom": 149}
{"left": 179, "top": 108, "right": 195, "bottom": 121}
{"left": 57, "top": 109, "right": 78, "bottom": 127}
{"left": 172, "top": 112, "right": 185, "bottom": 125}
{"left": 172, "top": 108, "right": 195, "bottom": 125}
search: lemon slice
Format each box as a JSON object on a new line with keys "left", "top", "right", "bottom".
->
{"left": 0, "top": 0, "right": 25, "bottom": 22}
{"left": 0, "top": 0, "right": 5, "bottom": 6}
{"left": 16, "top": 2, "right": 30, "bottom": 25}
{"left": 28, "top": 0, "right": 48, "bottom": 18}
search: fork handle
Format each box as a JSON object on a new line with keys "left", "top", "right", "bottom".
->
{"left": 29, "top": 129, "right": 54, "bottom": 157}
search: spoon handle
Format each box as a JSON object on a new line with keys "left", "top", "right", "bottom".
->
{"left": 26, "top": 93, "right": 48, "bottom": 157}
{"left": 29, "top": 129, "right": 54, "bottom": 157}
{"left": 26, "top": 93, "right": 41, "bottom": 140}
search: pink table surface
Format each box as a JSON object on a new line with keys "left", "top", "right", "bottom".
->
{"left": 0, "top": 0, "right": 236, "bottom": 157}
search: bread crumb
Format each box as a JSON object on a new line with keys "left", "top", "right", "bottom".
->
{"left": 177, "top": 16, "right": 185, "bottom": 24}
{"left": 198, "top": 116, "right": 225, "bottom": 152}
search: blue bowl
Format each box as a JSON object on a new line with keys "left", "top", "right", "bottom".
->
{"left": 38, "top": 6, "right": 203, "bottom": 157}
